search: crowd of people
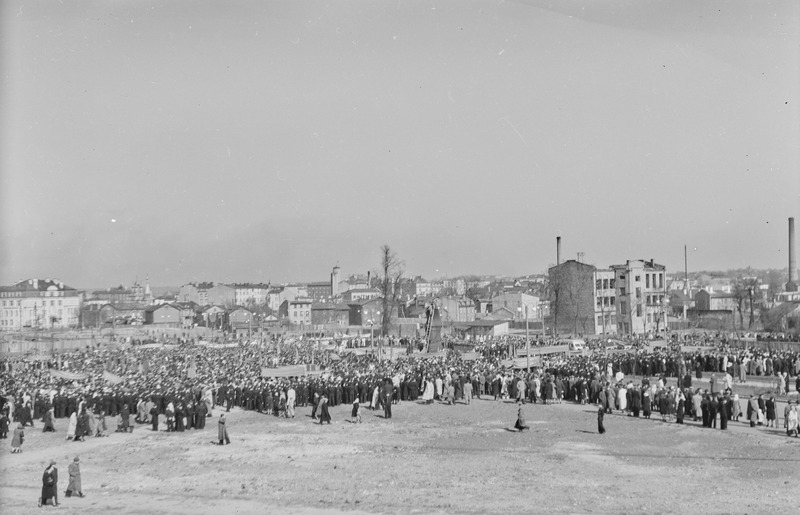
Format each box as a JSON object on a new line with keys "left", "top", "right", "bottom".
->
{"left": 2, "top": 332, "right": 800, "bottom": 453}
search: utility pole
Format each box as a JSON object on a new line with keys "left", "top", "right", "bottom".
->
{"left": 525, "top": 305, "right": 530, "bottom": 373}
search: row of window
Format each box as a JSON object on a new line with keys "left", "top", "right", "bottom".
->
{"left": 1, "top": 299, "right": 69, "bottom": 307}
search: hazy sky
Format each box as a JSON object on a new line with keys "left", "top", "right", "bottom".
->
{"left": 1, "top": 0, "right": 798, "bottom": 288}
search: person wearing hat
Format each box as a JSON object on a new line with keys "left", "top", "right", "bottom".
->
{"left": 11, "top": 423, "right": 24, "bottom": 453}
{"left": 65, "top": 457, "right": 84, "bottom": 498}
{"left": 39, "top": 460, "right": 59, "bottom": 507}
{"left": 217, "top": 414, "right": 230, "bottom": 445}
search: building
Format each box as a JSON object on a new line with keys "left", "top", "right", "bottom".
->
{"left": 341, "top": 288, "right": 380, "bottom": 302}
{"left": 593, "top": 269, "right": 617, "bottom": 335}
{"left": 0, "top": 278, "right": 82, "bottom": 331}
{"left": 612, "top": 259, "right": 668, "bottom": 335}
{"left": 346, "top": 298, "right": 402, "bottom": 327}
{"left": 548, "top": 260, "right": 597, "bottom": 336}
{"left": 311, "top": 303, "right": 350, "bottom": 326}
{"left": 441, "top": 278, "right": 466, "bottom": 296}
{"left": 306, "top": 281, "right": 333, "bottom": 301}
{"left": 179, "top": 282, "right": 235, "bottom": 307}
{"left": 144, "top": 304, "right": 181, "bottom": 326}
{"left": 231, "top": 283, "right": 271, "bottom": 307}
{"left": 451, "top": 320, "right": 509, "bottom": 339}
{"left": 279, "top": 298, "right": 312, "bottom": 326}
{"left": 490, "top": 292, "right": 541, "bottom": 321}
{"left": 227, "top": 306, "right": 254, "bottom": 332}
{"left": 438, "top": 297, "right": 475, "bottom": 322}
{"left": 694, "top": 290, "right": 737, "bottom": 312}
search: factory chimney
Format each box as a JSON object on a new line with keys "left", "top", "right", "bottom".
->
{"left": 787, "top": 217, "right": 798, "bottom": 292}
{"left": 556, "top": 236, "right": 561, "bottom": 266}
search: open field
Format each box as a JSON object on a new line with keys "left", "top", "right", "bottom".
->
{"left": 2, "top": 378, "right": 798, "bottom": 515}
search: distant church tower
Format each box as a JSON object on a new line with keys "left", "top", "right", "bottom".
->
{"left": 331, "top": 265, "right": 341, "bottom": 298}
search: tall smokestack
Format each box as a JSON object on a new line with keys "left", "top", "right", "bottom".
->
{"left": 788, "top": 217, "right": 798, "bottom": 292}
{"left": 556, "top": 236, "right": 561, "bottom": 266}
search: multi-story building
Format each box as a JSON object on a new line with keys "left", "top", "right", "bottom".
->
{"left": 179, "top": 282, "right": 235, "bottom": 307}
{"left": 438, "top": 296, "right": 476, "bottom": 322}
{"left": 594, "top": 269, "right": 617, "bottom": 335}
{"left": 441, "top": 278, "right": 467, "bottom": 296}
{"left": 490, "top": 292, "right": 540, "bottom": 320}
{"left": 306, "top": 281, "right": 333, "bottom": 301}
{"left": 0, "top": 278, "right": 82, "bottom": 331}
{"left": 548, "top": 260, "right": 597, "bottom": 336}
{"left": 231, "top": 283, "right": 271, "bottom": 306}
{"left": 612, "top": 259, "right": 668, "bottom": 335}
{"left": 279, "top": 298, "right": 312, "bottom": 326}
{"left": 341, "top": 288, "right": 380, "bottom": 302}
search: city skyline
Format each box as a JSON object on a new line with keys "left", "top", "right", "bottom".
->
{"left": 2, "top": 0, "right": 798, "bottom": 288}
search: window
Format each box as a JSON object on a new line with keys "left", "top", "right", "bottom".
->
{"left": 646, "top": 274, "right": 650, "bottom": 288}
{"left": 636, "top": 287, "right": 642, "bottom": 299}
{"left": 636, "top": 304, "right": 642, "bottom": 317}
{"left": 659, "top": 273, "right": 663, "bottom": 289}
{"left": 609, "top": 279, "right": 615, "bottom": 289}
{"left": 610, "top": 297, "right": 615, "bottom": 306}
{"left": 620, "top": 287, "right": 626, "bottom": 296}
{"left": 635, "top": 275, "right": 641, "bottom": 282}
{"left": 596, "top": 279, "right": 602, "bottom": 290}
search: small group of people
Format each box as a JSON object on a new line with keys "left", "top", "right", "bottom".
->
{"left": 38, "top": 457, "right": 84, "bottom": 507}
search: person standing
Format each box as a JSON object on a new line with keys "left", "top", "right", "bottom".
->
{"left": 765, "top": 395, "right": 777, "bottom": 428}
{"left": 38, "top": 460, "right": 59, "bottom": 507}
{"left": 66, "top": 411, "right": 77, "bottom": 441}
{"left": 286, "top": 385, "right": 296, "bottom": 419}
{"left": 217, "top": 414, "right": 231, "bottom": 445}
{"left": 65, "top": 457, "right": 85, "bottom": 498}
{"left": 149, "top": 402, "right": 159, "bottom": 432}
{"left": 318, "top": 395, "right": 331, "bottom": 425}
{"left": 11, "top": 423, "right": 24, "bottom": 453}
{"left": 0, "top": 410, "right": 9, "bottom": 439}
{"left": 597, "top": 406, "right": 606, "bottom": 434}
{"left": 514, "top": 401, "right": 529, "bottom": 432}
{"left": 463, "top": 380, "right": 473, "bottom": 405}
{"left": 747, "top": 395, "right": 759, "bottom": 428}
{"left": 42, "top": 407, "right": 56, "bottom": 433}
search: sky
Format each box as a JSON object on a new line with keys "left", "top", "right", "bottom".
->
{"left": 1, "top": 0, "right": 798, "bottom": 288}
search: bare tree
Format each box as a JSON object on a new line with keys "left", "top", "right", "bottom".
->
{"left": 377, "top": 245, "right": 404, "bottom": 336}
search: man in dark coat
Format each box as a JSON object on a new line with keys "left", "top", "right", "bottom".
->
{"left": 149, "top": 402, "right": 159, "bottom": 431}
{"left": 39, "top": 460, "right": 59, "bottom": 507}
{"left": 630, "top": 388, "right": 642, "bottom": 418}
{"left": 217, "top": 414, "right": 230, "bottom": 445}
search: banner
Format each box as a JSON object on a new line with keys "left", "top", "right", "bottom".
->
{"left": 103, "top": 370, "right": 124, "bottom": 384}
{"left": 461, "top": 352, "right": 481, "bottom": 361}
{"left": 49, "top": 369, "right": 89, "bottom": 381}
{"left": 260, "top": 364, "right": 323, "bottom": 378}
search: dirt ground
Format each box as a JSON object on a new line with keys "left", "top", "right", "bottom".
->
{"left": 2, "top": 376, "right": 798, "bottom": 515}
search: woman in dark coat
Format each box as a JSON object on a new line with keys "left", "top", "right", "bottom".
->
{"left": 39, "top": 460, "right": 58, "bottom": 507}
{"left": 42, "top": 407, "right": 56, "bottom": 433}
{"left": 318, "top": 396, "right": 331, "bottom": 425}
{"left": 75, "top": 410, "right": 90, "bottom": 441}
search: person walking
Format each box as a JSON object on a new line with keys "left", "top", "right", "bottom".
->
{"left": 217, "top": 414, "right": 230, "bottom": 445}
{"left": 318, "top": 395, "right": 331, "bottom": 425}
{"left": 514, "top": 401, "right": 529, "bottom": 432}
{"left": 11, "top": 423, "right": 24, "bottom": 453}
{"left": 38, "top": 460, "right": 59, "bottom": 507}
{"left": 65, "top": 457, "right": 85, "bottom": 498}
